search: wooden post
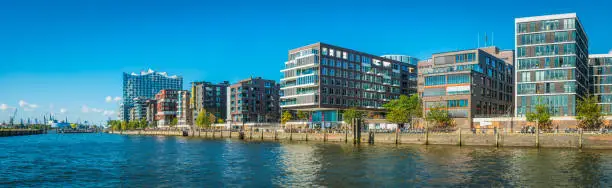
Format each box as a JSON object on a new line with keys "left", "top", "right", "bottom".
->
{"left": 458, "top": 128, "right": 462, "bottom": 146}
{"left": 495, "top": 127, "right": 499, "bottom": 147}
{"left": 345, "top": 127, "right": 348, "bottom": 143}
{"left": 324, "top": 129, "right": 327, "bottom": 142}
{"left": 305, "top": 130, "right": 308, "bottom": 141}
{"left": 579, "top": 128, "right": 583, "bottom": 149}
{"left": 395, "top": 127, "right": 399, "bottom": 144}
{"left": 535, "top": 122, "right": 539, "bottom": 148}
{"left": 261, "top": 129, "right": 264, "bottom": 140}
{"left": 274, "top": 129, "right": 277, "bottom": 140}
{"left": 425, "top": 127, "right": 429, "bottom": 145}
{"left": 289, "top": 124, "right": 293, "bottom": 141}
{"left": 250, "top": 126, "right": 253, "bottom": 140}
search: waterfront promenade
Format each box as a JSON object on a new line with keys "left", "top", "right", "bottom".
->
{"left": 110, "top": 128, "right": 612, "bottom": 149}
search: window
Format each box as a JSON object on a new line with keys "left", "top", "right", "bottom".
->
{"left": 322, "top": 48, "right": 328, "bottom": 56}
{"left": 447, "top": 100, "right": 468, "bottom": 107}
{"left": 554, "top": 31, "right": 569, "bottom": 42}
{"left": 518, "top": 23, "right": 527, "bottom": 33}
{"left": 447, "top": 74, "right": 470, "bottom": 84}
{"left": 425, "top": 75, "right": 445, "bottom": 86}
{"left": 564, "top": 19, "right": 575, "bottom": 29}
{"left": 521, "top": 72, "right": 531, "bottom": 82}
{"left": 563, "top": 44, "right": 576, "bottom": 54}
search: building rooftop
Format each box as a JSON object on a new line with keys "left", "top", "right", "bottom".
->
{"left": 515, "top": 13, "right": 576, "bottom": 23}
{"left": 127, "top": 69, "right": 181, "bottom": 79}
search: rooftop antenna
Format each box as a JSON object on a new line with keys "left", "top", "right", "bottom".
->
{"left": 477, "top": 32, "right": 480, "bottom": 48}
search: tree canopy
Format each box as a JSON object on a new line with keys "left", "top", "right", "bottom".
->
{"left": 343, "top": 107, "right": 365, "bottom": 125}
{"left": 281, "top": 111, "right": 292, "bottom": 125}
{"left": 425, "top": 105, "right": 454, "bottom": 128}
{"left": 526, "top": 104, "right": 552, "bottom": 130}
{"left": 297, "top": 111, "right": 309, "bottom": 120}
{"left": 383, "top": 94, "right": 423, "bottom": 127}
{"left": 576, "top": 95, "right": 603, "bottom": 129}
{"left": 196, "top": 109, "right": 213, "bottom": 128}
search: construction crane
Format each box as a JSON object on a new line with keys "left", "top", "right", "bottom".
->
{"left": 9, "top": 108, "right": 17, "bottom": 126}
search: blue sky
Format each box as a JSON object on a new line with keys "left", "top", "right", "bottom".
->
{"left": 1, "top": 0, "right": 611, "bottom": 124}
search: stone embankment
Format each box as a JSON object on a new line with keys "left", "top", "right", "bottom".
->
{"left": 110, "top": 129, "right": 612, "bottom": 149}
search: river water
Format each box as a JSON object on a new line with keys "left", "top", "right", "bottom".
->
{"left": 1, "top": 133, "right": 611, "bottom": 187}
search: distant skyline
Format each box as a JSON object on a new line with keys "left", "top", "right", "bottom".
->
{"left": 1, "top": 0, "right": 611, "bottom": 124}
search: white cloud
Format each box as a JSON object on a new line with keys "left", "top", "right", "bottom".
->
{"left": 18, "top": 100, "right": 38, "bottom": 110}
{"left": 82, "top": 105, "right": 90, "bottom": 113}
{"left": 103, "top": 110, "right": 116, "bottom": 116}
{"left": 0, "top": 104, "right": 9, "bottom": 111}
{"left": 609, "top": 49, "right": 612, "bottom": 54}
{"left": 60, "top": 108, "right": 67, "bottom": 114}
{"left": 19, "top": 100, "right": 28, "bottom": 107}
{"left": 23, "top": 108, "right": 34, "bottom": 112}
{"left": 114, "top": 96, "right": 122, "bottom": 102}
{"left": 91, "top": 108, "right": 103, "bottom": 113}
{"left": 105, "top": 96, "right": 113, "bottom": 103}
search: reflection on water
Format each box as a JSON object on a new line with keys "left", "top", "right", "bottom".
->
{"left": 1, "top": 133, "right": 612, "bottom": 187}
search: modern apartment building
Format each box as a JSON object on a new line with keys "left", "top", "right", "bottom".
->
{"left": 515, "top": 13, "right": 589, "bottom": 117}
{"left": 589, "top": 54, "right": 612, "bottom": 114}
{"left": 420, "top": 46, "right": 514, "bottom": 128}
{"left": 155, "top": 89, "right": 178, "bottom": 127}
{"left": 417, "top": 59, "right": 434, "bottom": 97}
{"left": 191, "top": 81, "right": 229, "bottom": 121}
{"left": 177, "top": 90, "right": 192, "bottom": 127}
{"left": 121, "top": 69, "right": 183, "bottom": 121}
{"left": 128, "top": 97, "right": 147, "bottom": 122}
{"left": 280, "top": 42, "right": 418, "bottom": 128}
{"left": 228, "top": 77, "right": 280, "bottom": 123}
{"left": 145, "top": 99, "right": 157, "bottom": 126}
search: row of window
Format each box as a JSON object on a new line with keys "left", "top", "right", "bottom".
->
{"left": 424, "top": 74, "right": 471, "bottom": 86}
{"left": 517, "top": 18, "right": 575, "bottom": 33}
{"left": 518, "top": 31, "right": 574, "bottom": 45}
{"left": 456, "top": 53, "right": 476, "bottom": 63}
{"left": 516, "top": 95, "right": 575, "bottom": 116}
{"left": 517, "top": 44, "right": 577, "bottom": 57}
{"left": 519, "top": 69, "right": 573, "bottom": 82}
{"left": 517, "top": 82, "right": 576, "bottom": 94}
{"left": 517, "top": 56, "right": 576, "bottom": 70}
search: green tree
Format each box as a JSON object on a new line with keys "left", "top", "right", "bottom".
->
{"left": 208, "top": 113, "right": 217, "bottom": 127}
{"left": 297, "top": 111, "right": 309, "bottom": 121}
{"left": 383, "top": 94, "right": 423, "bottom": 128}
{"left": 140, "top": 119, "right": 148, "bottom": 129}
{"left": 343, "top": 108, "right": 365, "bottom": 129}
{"left": 170, "top": 118, "right": 178, "bottom": 128}
{"left": 426, "top": 105, "right": 454, "bottom": 129}
{"left": 281, "top": 111, "right": 293, "bottom": 125}
{"left": 120, "top": 121, "right": 127, "bottom": 131}
{"left": 196, "top": 109, "right": 209, "bottom": 128}
{"left": 526, "top": 104, "right": 552, "bottom": 130}
{"left": 576, "top": 95, "right": 603, "bottom": 129}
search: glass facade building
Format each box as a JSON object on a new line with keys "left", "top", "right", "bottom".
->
{"left": 419, "top": 47, "right": 514, "bottom": 128}
{"left": 515, "top": 13, "right": 589, "bottom": 117}
{"left": 191, "top": 81, "right": 229, "bottom": 121}
{"left": 281, "top": 42, "right": 418, "bottom": 128}
{"left": 121, "top": 69, "right": 183, "bottom": 121}
{"left": 589, "top": 54, "right": 612, "bottom": 114}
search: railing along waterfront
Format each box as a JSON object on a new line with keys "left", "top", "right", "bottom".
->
{"left": 108, "top": 127, "right": 612, "bottom": 149}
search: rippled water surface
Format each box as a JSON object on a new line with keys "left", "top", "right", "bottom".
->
{"left": 2, "top": 133, "right": 612, "bottom": 187}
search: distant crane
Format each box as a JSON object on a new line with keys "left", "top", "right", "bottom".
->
{"left": 9, "top": 108, "right": 18, "bottom": 126}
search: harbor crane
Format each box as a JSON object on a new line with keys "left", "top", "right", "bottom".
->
{"left": 9, "top": 108, "right": 17, "bottom": 126}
